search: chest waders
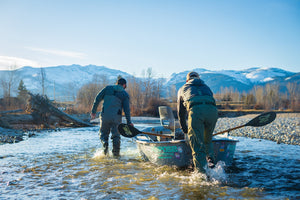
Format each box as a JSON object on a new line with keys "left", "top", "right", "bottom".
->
{"left": 186, "top": 103, "right": 218, "bottom": 173}
{"left": 100, "top": 94, "right": 123, "bottom": 157}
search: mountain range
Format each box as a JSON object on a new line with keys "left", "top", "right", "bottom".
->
{"left": 166, "top": 67, "right": 299, "bottom": 94}
{"left": 0, "top": 64, "right": 299, "bottom": 100}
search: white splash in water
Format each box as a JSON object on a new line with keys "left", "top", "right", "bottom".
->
{"left": 92, "top": 148, "right": 107, "bottom": 159}
{"left": 156, "top": 170, "right": 219, "bottom": 186}
{"left": 205, "top": 161, "right": 227, "bottom": 183}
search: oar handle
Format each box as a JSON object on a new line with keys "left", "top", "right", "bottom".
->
{"left": 213, "top": 124, "right": 246, "bottom": 136}
{"left": 141, "top": 131, "right": 173, "bottom": 138}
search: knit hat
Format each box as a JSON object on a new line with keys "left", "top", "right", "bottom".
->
{"left": 186, "top": 71, "right": 200, "bottom": 80}
{"left": 117, "top": 77, "right": 127, "bottom": 85}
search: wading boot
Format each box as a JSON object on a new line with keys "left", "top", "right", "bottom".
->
{"left": 206, "top": 156, "right": 215, "bottom": 169}
{"left": 113, "top": 152, "right": 120, "bottom": 158}
{"left": 112, "top": 148, "right": 120, "bottom": 158}
{"left": 102, "top": 142, "right": 108, "bottom": 156}
{"left": 112, "top": 142, "right": 120, "bottom": 158}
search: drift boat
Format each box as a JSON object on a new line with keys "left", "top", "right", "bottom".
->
{"left": 118, "top": 106, "right": 276, "bottom": 169}
{"left": 134, "top": 126, "right": 238, "bottom": 168}
{"left": 134, "top": 106, "right": 239, "bottom": 168}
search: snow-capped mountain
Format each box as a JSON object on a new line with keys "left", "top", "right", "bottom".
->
{"left": 166, "top": 67, "right": 297, "bottom": 93}
{"left": 18, "top": 64, "right": 132, "bottom": 89}
{"left": 0, "top": 65, "right": 298, "bottom": 99}
{"left": 0, "top": 64, "right": 133, "bottom": 100}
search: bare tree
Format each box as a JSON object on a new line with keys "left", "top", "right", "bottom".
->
{"left": 127, "top": 76, "right": 143, "bottom": 115}
{"left": 75, "top": 74, "right": 110, "bottom": 113}
{"left": 168, "top": 84, "right": 177, "bottom": 103}
{"left": 76, "top": 83, "right": 102, "bottom": 113}
{"left": 151, "top": 77, "right": 163, "bottom": 100}
{"left": 287, "top": 82, "right": 299, "bottom": 111}
{"left": 0, "top": 65, "right": 19, "bottom": 107}
{"left": 253, "top": 86, "right": 263, "bottom": 108}
{"left": 141, "top": 67, "right": 154, "bottom": 107}
{"left": 66, "top": 82, "right": 77, "bottom": 102}
{"left": 264, "top": 83, "right": 280, "bottom": 110}
{"left": 244, "top": 93, "right": 256, "bottom": 107}
{"left": 219, "top": 86, "right": 239, "bottom": 102}
{"left": 92, "top": 73, "right": 111, "bottom": 86}
{"left": 40, "top": 68, "right": 46, "bottom": 96}
{"left": 0, "top": 74, "right": 8, "bottom": 98}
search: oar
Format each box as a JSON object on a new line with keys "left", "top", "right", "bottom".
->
{"left": 118, "top": 123, "right": 173, "bottom": 138}
{"left": 213, "top": 111, "right": 276, "bottom": 137}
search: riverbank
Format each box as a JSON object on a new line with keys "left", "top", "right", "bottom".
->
{"left": 214, "top": 113, "right": 300, "bottom": 145}
{"left": 1, "top": 113, "right": 299, "bottom": 145}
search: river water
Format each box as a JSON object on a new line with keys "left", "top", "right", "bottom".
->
{"left": 1, "top": 123, "right": 299, "bottom": 200}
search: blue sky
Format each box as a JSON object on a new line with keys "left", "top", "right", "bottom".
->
{"left": 0, "top": 0, "right": 299, "bottom": 77}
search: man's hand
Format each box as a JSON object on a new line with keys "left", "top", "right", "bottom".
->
{"left": 129, "top": 123, "right": 134, "bottom": 127}
{"left": 90, "top": 113, "right": 96, "bottom": 120}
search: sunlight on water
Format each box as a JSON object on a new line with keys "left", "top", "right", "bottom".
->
{"left": 0, "top": 125, "right": 299, "bottom": 199}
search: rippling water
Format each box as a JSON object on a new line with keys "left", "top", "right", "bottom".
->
{"left": 1, "top": 124, "right": 299, "bottom": 200}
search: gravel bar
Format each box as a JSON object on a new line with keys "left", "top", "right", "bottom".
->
{"left": 214, "top": 113, "right": 300, "bottom": 145}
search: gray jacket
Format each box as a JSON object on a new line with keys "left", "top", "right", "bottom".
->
{"left": 91, "top": 85, "right": 132, "bottom": 124}
{"left": 177, "top": 78, "right": 215, "bottom": 133}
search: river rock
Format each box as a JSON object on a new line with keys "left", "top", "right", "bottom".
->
{"left": 214, "top": 113, "right": 300, "bottom": 146}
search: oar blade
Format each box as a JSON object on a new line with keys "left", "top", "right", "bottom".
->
{"left": 246, "top": 112, "right": 276, "bottom": 127}
{"left": 118, "top": 123, "right": 140, "bottom": 138}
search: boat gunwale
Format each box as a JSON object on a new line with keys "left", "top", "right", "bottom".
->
{"left": 134, "top": 137, "right": 239, "bottom": 145}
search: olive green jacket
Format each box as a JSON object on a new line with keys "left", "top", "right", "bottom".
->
{"left": 177, "top": 78, "right": 216, "bottom": 133}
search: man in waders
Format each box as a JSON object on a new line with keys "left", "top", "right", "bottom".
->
{"left": 177, "top": 71, "right": 218, "bottom": 173}
{"left": 90, "top": 77, "right": 133, "bottom": 157}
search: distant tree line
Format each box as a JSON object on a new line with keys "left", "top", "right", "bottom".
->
{"left": 214, "top": 83, "right": 300, "bottom": 111}
{"left": 75, "top": 68, "right": 167, "bottom": 116}
{"left": 0, "top": 66, "right": 299, "bottom": 114}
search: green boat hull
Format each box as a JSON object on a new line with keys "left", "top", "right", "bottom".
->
{"left": 135, "top": 126, "right": 238, "bottom": 168}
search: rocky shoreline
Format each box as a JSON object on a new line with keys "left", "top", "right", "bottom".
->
{"left": 0, "top": 127, "right": 24, "bottom": 144}
{"left": 214, "top": 113, "right": 300, "bottom": 145}
{"left": 1, "top": 113, "right": 299, "bottom": 146}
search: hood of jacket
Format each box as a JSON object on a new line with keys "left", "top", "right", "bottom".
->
{"left": 112, "top": 84, "right": 125, "bottom": 92}
{"left": 186, "top": 78, "right": 205, "bottom": 86}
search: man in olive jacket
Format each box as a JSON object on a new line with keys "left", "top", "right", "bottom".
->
{"left": 91, "top": 78, "right": 133, "bottom": 157}
{"left": 177, "top": 72, "right": 218, "bottom": 173}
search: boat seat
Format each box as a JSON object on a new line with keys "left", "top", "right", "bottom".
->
{"left": 158, "top": 106, "right": 181, "bottom": 131}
